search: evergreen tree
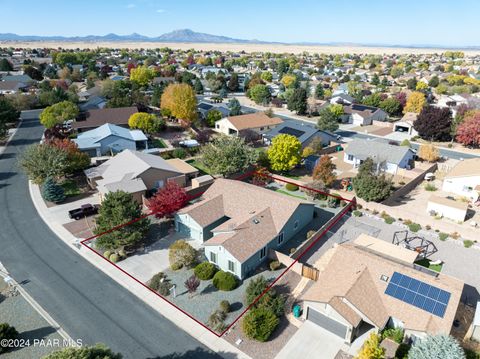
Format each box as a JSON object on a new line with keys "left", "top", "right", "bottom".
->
{"left": 409, "top": 335, "right": 465, "bottom": 359}
{"left": 287, "top": 87, "right": 307, "bottom": 115}
{"left": 352, "top": 158, "right": 393, "bottom": 202}
{"left": 42, "top": 177, "right": 66, "bottom": 203}
{"left": 314, "top": 84, "right": 324, "bottom": 99}
{"left": 227, "top": 73, "right": 239, "bottom": 92}
{"left": 228, "top": 98, "right": 242, "bottom": 116}
{"left": 194, "top": 78, "right": 204, "bottom": 94}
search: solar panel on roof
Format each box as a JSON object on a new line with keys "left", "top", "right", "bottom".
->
{"left": 384, "top": 271, "right": 451, "bottom": 318}
{"left": 279, "top": 127, "right": 305, "bottom": 138}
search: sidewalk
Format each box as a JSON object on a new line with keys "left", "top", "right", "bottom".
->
{"left": 28, "top": 181, "right": 251, "bottom": 359}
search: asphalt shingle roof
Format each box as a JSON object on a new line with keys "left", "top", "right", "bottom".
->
{"left": 345, "top": 139, "right": 414, "bottom": 165}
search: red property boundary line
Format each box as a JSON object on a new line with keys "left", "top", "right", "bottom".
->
{"left": 80, "top": 169, "right": 356, "bottom": 337}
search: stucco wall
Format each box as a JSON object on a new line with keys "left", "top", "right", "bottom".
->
{"left": 442, "top": 176, "right": 480, "bottom": 200}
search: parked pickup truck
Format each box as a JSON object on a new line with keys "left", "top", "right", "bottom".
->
{"left": 68, "top": 204, "right": 99, "bottom": 220}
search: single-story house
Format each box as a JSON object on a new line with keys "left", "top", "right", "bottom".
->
{"left": 427, "top": 195, "right": 468, "bottom": 222}
{"left": 344, "top": 139, "right": 415, "bottom": 175}
{"left": 79, "top": 95, "right": 107, "bottom": 111}
{"left": 214, "top": 112, "right": 283, "bottom": 137}
{"left": 197, "top": 102, "right": 230, "bottom": 119}
{"left": 0, "top": 81, "right": 27, "bottom": 94}
{"left": 84, "top": 149, "right": 186, "bottom": 203}
{"left": 442, "top": 158, "right": 480, "bottom": 201}
{"left": 73, "top": 106, "right": 138, "bottom": 132}
{"left": 394, "top": 112, "right": 418, "bottom": 137}
{"left": 340, "top": 104, "right": 388, "bottom": 126}
{"left": 330, "top": 93, "right": 354, "bottom": 105}
{"left": 73, "top": 123, "right": 148, "bottom": 157}
{"left": 175, "top": 179, "right": 315, "bottom": 279}
{"left": 1, "top": 74, "right": 33, "bottom": 84}
{"left": 262, "top": 121, "right": 337, "bottom": 148}
{"left": 301, "top": 234, "right": 463, "bottom": 343}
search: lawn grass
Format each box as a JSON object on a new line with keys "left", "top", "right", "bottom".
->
{"left": 186, "top": 159, "right": 212, "bottom": 175}
{"left": 61, "top": 179, "right": 81, "bottom": 197}
{"left": 275, "top": 188, "right": 307, "bottom": 200}
{"left": 151, "top": 138, "right": 167, "bottom": 148}
{"left": 415, "top": 258, "right": 443, "bottom": 272}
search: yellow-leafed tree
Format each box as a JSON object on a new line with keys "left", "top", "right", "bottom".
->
{"left": 404, "top": 91, "right": 426, "bottom": 114}
{"left": 267, "top": 134, "right": 302, "bottom": 172}
{"left": 129, "top": 65, "right": 154, "bottom": 86}
{"left": 355, "top": 332, "right": 385, "bottom": 359}
{"left": 418, "top": 143, "right": 440, "bottom": 163}
{"left": 160, "top": 83, "right": 197, "bottom": 125}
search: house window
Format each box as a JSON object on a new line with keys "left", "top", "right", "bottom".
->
{"left": 210, "top": 252, "right": 217, "bottom": 264}
{"left": 154, "top": 180, "right": 164, "bottom": 188}
{"left": 294, "top": 220, "right": 299, "bottom": 230}
{"left": 260, "top": 247, "right": 267, "bottom": 259}
{"left": 260, "top": 127, "right": 264, "bottom": 131}
{"left": 277, "top": 232, "right": 284, "bottom": 245}
{"left": 463, "top": 185, "right": 473, "bottom": 192}
{"left": 347, "top": 155, "right": 354, "bottom": 161}
{"left": 228, "top": 260, "right": 235, "bottom": 272}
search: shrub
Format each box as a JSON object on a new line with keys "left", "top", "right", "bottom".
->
{"left": 109, "top": 253, "right": 119, "bottom": 262}
{"left": 425, "top": 225, "right": 431, "bottom": 230}
{"left": 464, "top": 240, "right": 474, "bottom": 248}
{"left": 103, "top": 250, "right": 112, "bottom": 259}
{"left": 208, "top": 309, "right": 226, "bottom": 332}
{"left": 157, "top": 281, "right": 171, "bottom": 296}
{"left": 384, "top": 216, "right": 395, "bottom": 224}
{"left": 450, "top": 232, "right": 460, "bottom": 240}
{"left": 439, "top": 232, "right": 449, "bottom": 241}
{"left": 42, "top": 177, "right": 66, "bottom": 203}
{"left": 242, "top": 307, "right": 279, "bottom": 342}
{"left": 285, "top": 183, "right": 299, "bottom": 191}
{"left": 246, "top": 276, "right": 270, "bottom": 305}
{"left": 404, "top": 219, "right": 413, "bottom": 225}
{"left": 356, "top": 204, "right": 363, "bottom": 209}
{"left": 172, "top": 148, "right": 187, "bottom": 159}
{"left": 408, "top": 223, "right": 422, "bottom": 232}
{"left": 219, "top": 300, "right": 230, "bottom": 313}
{"left": 118, "top": 249, "right": 127, "bottom": 258}
{"left": 194, "top": 262, "right": 217, "bottom": 280}
{"left": 149, "top": 272, "right": 167, "bottom": 291}
{"left": 169, "top": 240, "right": 197, "bottom": 270}
{"left": 184, "top": 275, "right": 200, "bottom": 295}
{"left": 0, "top": 323, "right": 18, "bottom": 353}
{"left": 269, "top": 260, "right": 281, "bottom": 271}
{"left": 425, "top": 183, "right": 437, "bottom": 191}
{"left": 381, "top": 327, "right": 404, "bottom": 344}
{"left": 289, "top": 247, "right": 296, "bottom": 254}
{"left": 307, "top": 230, "right": 316, "bottom": 239}
{"left": 212, "top": 271, "right": 237, "bottom": 291}
{"left": 353, "top": 210, "right": 362, "bottom": 217}
{"left": 372, "top": 209, "right": 379, "bottom": 215}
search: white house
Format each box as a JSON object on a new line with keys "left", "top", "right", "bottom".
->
{"left": 214, "top": 112, "right": 283, "bottom": 137}
{"left": 442, "top": 158, "right": 480, "bottom": 201}
{"left": 341, "top": 104, "right": 388, "bottom": 126}
{"left": 427, "top": 195, "right": 468, "bottom": 222}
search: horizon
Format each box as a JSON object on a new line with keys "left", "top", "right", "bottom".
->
{"left": 1, "top": 0, "right": 480, "bottom": 47}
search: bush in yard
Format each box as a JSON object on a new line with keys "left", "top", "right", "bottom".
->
{"left": 194, "top": 262, "right": 217, "bottom": 280}
{"left": 149, "top": 272, "right": 167, "bottom": 291}
{"left": 242, "top": 307, "right": 279, "bottom": 342}
{"left": 425, "top": 183, "right": 437, "bottom": 191}
{"left": 381, "top": 327, "right": 404, "bottom": 344}
{"left": 208, "top": 309, "right": 227, "bottom": 332}
{"left": 356, "top": 332, "right": 385, "bottom": 359}
{"left": 408, "top": 223, "right": 422, "bottom": 232}
{"left": 464, "top": 240, "right": 474, "bottom": 248}
{"left": 103, "top": 251, "right": 112, "bottom": 259}
{"left": 42, "top": 177, "right": 66, "bottom": 203}
{"left": 307, "top": 230, "right": 316, "bottom": 239}
{"left": 285, "top": 183, "right": 299, "bottom": 191}
{"left": 157, "top": 281, "right": 171, "bottom": 296}
{"left": 408, "top": 334, "right": 465, "bottom": 359}
{"left": 184, "top": 275, "right": 200, "bottom": 296}
{"left": 172, "top": 148, "right": 187, "bottom": 159}
{"left": 109, "top": 253, "right": 119, "bottom": 263}
{"left": 118, "top": 249, "right": 127, "bottom": 258}
{"left": 42, "top": 343, "right": 122, "bottom": 359}
{"left": 213, "top": 271, "right": 237, "bottom": 291}
{"left": 439, "top": 233, "right": 449, "bottom": 241}
{"left": 219, "top": 300, "right": 230, "bottom": 313}
{"left": 353, "top": 210, "right": 362, "bottom": 217}
{"left": 245, "top": 275, "right": 285, "bottom": 316}
{"left": 352, "top": 158, "right": 393, "bottom": 202}
{"left": 327, "top": 194, "right": 340, "bottom": 208}
{"left": 269, "top": 260, "right": 281, "bottom": 271}
{"left": 168, "top": 240, "right": 197, "bottom": 270}
{"left": 0, "top": 323, "right": 18, "bottom": 353}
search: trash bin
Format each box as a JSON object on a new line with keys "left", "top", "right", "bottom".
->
{"left": 293, "top": 305, "right": 302, "bottom": 318}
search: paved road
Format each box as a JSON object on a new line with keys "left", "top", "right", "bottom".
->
{"left": 0, "top": 111, "right": 221, "bottom": 359}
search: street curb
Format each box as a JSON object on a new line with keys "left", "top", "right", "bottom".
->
{"left": 0, "top": 119, "right": 23, "bottom": 157}
{"left": 28, "top": 181, "right": 251, "bottom": 359}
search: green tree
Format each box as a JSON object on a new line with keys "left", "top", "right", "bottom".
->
{"left": 261, "top": 71, "right": 273, "bottom": 82}
{"left": 128, "top": 112, "right": 164, "bottom": 134}
{"left": 287, "top": 87, "right": 307, "bottom": 115}
{"left": 379, "top": 97, "right": 402, "bottom": 116}
{"left": 201, "top": 136, "right": 258, "bottom": 176}
{"left": 267, "top": 134, "right": 302, "bottom": 172}
{"left": 41, "top": 177, "right": 66, "bottom": 203}
{"left": 40, "top": 101, "right": 79, "bottom": 129}
{"left": 194, "top": 78, "right": 204, "bottom": 94}
{"left": 352, "top": 158, "right": 393, "bottom": 202}
{"left": 43, "top": 343, "right": 122, "bottom": 359}
{"left": 317, "top": 107, "right": 339, "bottom": 132}
{"left": 428, "top": 76, "right": 440, "bottom": 88}
{"left": 0, "top": 97, "right": 20, "bottom": 137}
{"left": 249, "top": 84, "right": 271, "bottom": 105}
{"left": 371, "top": 73, "right": 380, "bottom": 86}
{"left": 362, "top": 93, "right": 383, "bottom": 107}
{"left": 329, "top": 103, "right": 344, "bottom": 118}
{"left": 242, "top": 308, "right": 279, "bottom": 342}
{"left": 20, "top": 144, "right": 69, "bottom": 184}
{"left": 315, "top": 84, "right": 325, "bottom": 99}
{"left": 407, "top": 77, "right": 418, "bottom": 90}
{"left": 129, "top": 65, "right": 154, "bottom": 86}
{"left": 94, "top": 191, "right": 150, "bottom": 250}
{"left": 0, "top": 58, "right": 13, "bottom": 71}
{"left": 408, "top": 335, "right": 465, "bottom": 359}
{"left": 205, "top": 109, "right": 222, "bottom": 127}
{"left": 0, "top": 323, "right": 18, "bottom": 354}
{"left": 227, "top": 73, "right": 239, "bottom": 92}
{"left": 228, "top": 98, "right": 242, "bottom": 116}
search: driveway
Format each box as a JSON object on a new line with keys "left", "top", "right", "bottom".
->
{"left": 275, "top": 321, "right": 345, "bottom": 359}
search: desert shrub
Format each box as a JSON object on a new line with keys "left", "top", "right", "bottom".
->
{"left": 103, "top": 250, "right": 112, "bottom": 258}
{"left": 353, "top": 210, "right": 362, "bottom": 217}
{"left": 208, "top": 309, "right": 227, "bottom": 332}
{"left": 381, "top": 327, "right": 404, "bottom": 344}
{"left": 327, "top": 194, "right": 340, "bottom": 208}
{"left": 404, "top": 219, "right": 413, "bottom": 225}
{"left": 408, "top": 223, "right": 422, "bottom": 232}
{"left": 450, "top": 232, "right": 460, "bottom": 239}
{"left": 384, "top": 216, "right": 395, "bottom": 224}
{"left": 219, "top": 300, "right": 230, "bottom": 313}
{"left": 289, "top": 247, "right": 296, "bottom": 254}
{"left": 242, "top": 307, "right": 279, "bottom": 342}
{"left": 149, "top": 272, "right": 167, "bottom": 291}
{"left": 246, "top": 276, "right": 270, "bottom": 305}
{"left": 438, "top": 232, "right": 449, "bottom": 241}
{"left": 372, "top": 209, "right": 379, "bottom": 215}
{"left": 307, "top": 230, "right": 316, "bottom": 239}
{"left": 194, "top": 262, "right": 217, "bottom": 280}
{"left": 157, "top": 281, "right": 171, "bottom": 296}
{"left": 0, "top": 323, "right": 18, "bottom": 353}
{"left": 269, "top": 260, "right": 281, "bottom": 271}
{"left": 424, "top": 183, "right": 437, "bottom": 191}
{"left": 109, "top": 253, "right": 119, "bottom": 262}
{"left": 356, "top": 204, "right": 363, "bottom": 209}
{"left": 425, "top": 225, "right": 431, "bottom": 230}
{"left": 285, "top": 183, "right": 299, "bottom": 191}
{"left": 212, "top": 271, "right": 237, "bottom": 291}
{"left": 118, "top": 249, "right": 127, "bottom": 258}
{"left": 464, "top": 240, "right": 474, "bottom": 248}
{"left": 169, "top": 240, "right": 197, "bottom": 270}
{"left": 172, "top": 148, "right": 187, "bottom": 159}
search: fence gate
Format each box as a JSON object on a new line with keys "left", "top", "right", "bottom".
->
{"left": 302, "top": 265, "right": 319, "bottom": 281}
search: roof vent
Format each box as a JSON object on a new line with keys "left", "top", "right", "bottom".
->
{"left": 380, "top": 274, "right": 389, "bottom": 282}
{"left": 253, "top": 218, "right": 260, "bottom": 224}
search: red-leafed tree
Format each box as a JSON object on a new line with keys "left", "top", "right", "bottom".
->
{"left": 312, "top": 156, "right": 336, "bottom": 187}
{"left": 456, "top": 112, "right": 480, "bottom": 147}
{"left": 127, "top": 63, "right": 136, "bottom": 75}
{"left": 45, "top": 138, "right": 90, "bottom": 173}
{"left": 147, "top": 182, "right": 188, "bottom": 218}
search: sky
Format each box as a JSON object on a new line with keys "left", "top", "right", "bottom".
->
{"left": 1, "top": 0, "right": 479, "bottom": 46}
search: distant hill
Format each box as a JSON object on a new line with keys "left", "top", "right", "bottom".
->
{"left": 0, "top": 29, "right": 266, "bottom": 44}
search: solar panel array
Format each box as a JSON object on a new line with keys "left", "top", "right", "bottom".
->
{"left": 384, "top": 272, "right": 450, "bottom": 318}
{"left": 279, "top": 127, "right": 305, "bottom": 138}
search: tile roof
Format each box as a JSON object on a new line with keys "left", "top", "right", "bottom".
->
{"left": 227, "top": 112, "right": 283, "bottom": 131}
{"left": 301, "top": 240, "right": 463, "bottom": 334}
{"left": 73, "top": 106, "right": 138, "bottom": 129}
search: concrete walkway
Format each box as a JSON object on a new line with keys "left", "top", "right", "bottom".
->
{"left": 29, "top": 181, "right": 251, "bottom": 359}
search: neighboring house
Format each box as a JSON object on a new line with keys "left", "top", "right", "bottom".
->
{"left": 153, "top": 76, "right": 175, "bottom": 85}
{"left": 301, "top": 234, "right": 463, "bottom": 343}
{"left": 214, "top": 112, "right": 283, "bottom": 137}
{"left": 1, "top": 74, "right": 33, "bottom": 84}
{"left": 330, "top": 93, "right": 354, "bottom": 105}
{"left": 197, "top": 102, "right": 230, "bottom": 119}
{"left": 0, "top": 81, "right": 27, "bottom": 94}
{"left": 175, "top": 179, "right": 315, "bottom": 279}
{"left": 84, "top": 149, "right": 186, "bottom": 203}
{"left": 263, "top": 121, "right": 337, "bottom": 148}
{"left": 73, "top": 123, "right": 148, "bottom": 157}
{"left": 344, "top": 139, "right": 415, "bottom": 174}
{"left": 73, "top": 106, "right": 138, "bottom": 132}
{"left": 341, "top": 104, "right": 388, "bottom": 126}
{"left": 442, "top": 158, "right": 480, "bottom": 201}
{"left": 427, "top": 195, "right": 468, "bottom": 222}
{"left": 393, "top": 112, "right": 418, "bottom": 137}
{"left": 79, "top": 95, "right": 107, "bottom": 111}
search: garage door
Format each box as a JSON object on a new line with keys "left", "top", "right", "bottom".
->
{"left": 306, "top": 308, "right": 348, "bottom": 339}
